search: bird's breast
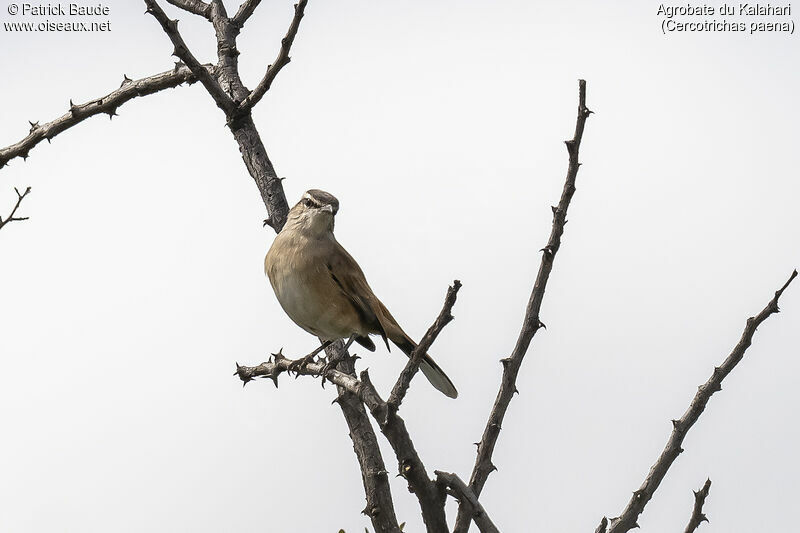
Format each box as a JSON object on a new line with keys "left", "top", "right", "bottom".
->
{"left": 265, "top": 232, "right": 362, "bottom": 340}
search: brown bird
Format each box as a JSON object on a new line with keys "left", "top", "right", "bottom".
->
{"left": 264, "top": 189, "right": 458, "bottom": 398}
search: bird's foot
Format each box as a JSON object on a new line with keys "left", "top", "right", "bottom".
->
{"left": 319, "top": 353, "right": 345, "bottom": 383}
{"left": 287, "top": 353, "right": 317, "bottom": 375}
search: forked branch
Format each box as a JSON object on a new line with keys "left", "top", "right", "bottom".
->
{"left": 605, "top": 270, "right": 796, "bottom": 533}
{"left": 435, "top": 471, "right": 499, "bottom": 533}
{"left": 454, "top": 79, "right": 592, "bottom": 533}
{"left": 144, "top": 0, "right": 234, "bottom": 114}
{"left": 0, "top": 187, "right": 32, "bottom": 231}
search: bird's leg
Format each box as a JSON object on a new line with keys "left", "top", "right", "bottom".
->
{"left": 288, "top": 340, "right": 332, "bottom": 374}
{"left": 319, "top": 336, "right": 356, "bottom": 381}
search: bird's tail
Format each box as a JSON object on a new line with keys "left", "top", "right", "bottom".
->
{"left": 391, "top": 332, "right": 458, "bottom": 399}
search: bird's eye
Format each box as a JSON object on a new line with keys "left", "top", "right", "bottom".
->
{"left": 303, "top": 198, "right": 314, "bottom": 208}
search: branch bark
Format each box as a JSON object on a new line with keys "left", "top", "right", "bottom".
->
{"left": 232, "top": 0, "right": 263, "bottom": 28}
{"left": 435, "top": 471, "right": 499, "bottom": 533}
{"left": 453, "top": 79, "right": 592, "bottom": 533}
{"left": 0, "top": 66, "right": 204, "bottom": 169}
{"left": 165, "top": 0, "right": 211, "bottom": 19}
{"left": 683, "top": 479, "right": 712, "bottom": 533}
{"left": 0, "top": 187, "right": 31, "bottom": 231}
{"left": 239, "top": 0, "right": 308, "bottom": 112}
{"left": 327, "top": 340, "right": 402, "bottom": 533}
{"left": 606, "top": 270, "right": 796, "bottom": 533}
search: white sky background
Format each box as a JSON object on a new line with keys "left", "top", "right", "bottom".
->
{"left": 1, "top": 1, "right": 799, "bottom": 531}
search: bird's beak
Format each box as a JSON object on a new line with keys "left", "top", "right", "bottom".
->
{"left": 322, "top": 204, "right": 333, "bottom": 214}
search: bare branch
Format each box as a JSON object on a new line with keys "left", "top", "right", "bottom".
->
{"left": 232, "top": 0, "right": 263, "bottom": 27}
{"left": 435, "top": 471, "right": 499, "bottom": 533}
{"left": 144, "top": 0, "right": 235, "bottom": 114}
{"left": 0, "top": 187, "right": 32, "bottom": 231}
{"left": 239, "top": 0, "right": 308, "bottom": 112}
{"left": 0, "top": 66, "right": 205, "bottom": 170}
{"left": 235, "top": 343, "right": 402, "bottom": 532}
{"left": 236, "top": 342, "right": 448, "bottom": 531}
{"left": 684, "top": 479, "right": 712, "bottom": 533}
{"left": 387, "top": 280, "right": 461, "bottom": 410}
{"left": 357, "top": 372, "right": 448, "bottom": 533}
{"left": 454, "top": 79, "right": 592, "bottom": 533}
{"left": 234, "top": 348, "right": 362, "bottom": 394}
{"left": 606, "top": 270, "right": 797, "bottom": 533}
{"left": 165, "top": 0, "right": 211, "bottom": 19}
{"left": 326, "top": 340, "right": 402, "bottom": 533}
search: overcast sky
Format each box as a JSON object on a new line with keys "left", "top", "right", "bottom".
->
{"left": 1, "top": 1, "right": 798, "bottom": 532}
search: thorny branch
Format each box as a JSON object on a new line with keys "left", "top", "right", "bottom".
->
{"left": 238, "top": 281, "right": 463, "bottom": 532}
{"left": 684, "top": 479, "right": 712, "bottom": 533}
{"left": 0, "top": 66, "right": 204, "bottom": 169}
{"left": 144, "top": 0, "right": 234, "bottom": 114}
{"left": 239, "top": 0, "right": 308, "bottom": 112}
{"left": 453, "top": 79, "right": 592, "bottom": 533}
{"left": 435, "top": 471, "right": 499, "bottom": 533}
{"left": 387, "top": 280, "right": 461, "bottom": 410}
{"left": 605, "top": 270, "right": 796, "bottom": 533}
{"left": 0, "top": 187, "right": 32, "bottom": 231}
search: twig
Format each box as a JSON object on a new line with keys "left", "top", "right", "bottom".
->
{"left": 453, "top": 79, "right": 592, "bottom": 533}
{"left": 606, "top": 270, "right": 797, "bottom": 533}
{"left": 0, "top": 66, "right": 204, "bottom": 169}
{"left": 239, "top": 0, "right": 308, "bottom": 112}
{"left": 595, "top": 517, "right": 608, "bottom": 533}
{"left": 165, "top": 0, "right": 211, "bottom": 19}
{"left": 387, "top": 280, "right": 461, "bottom": 410}
{"left": 0, "top": 187, "right": 32, "bottom": 231}
{"left": 144, "top": 0, "right": 234, "bottom": 114}
{"left": 435, "top": 471, "right": 499, "bottom": 533}
{"left": 684, "top": 479, "right": 712, "bottom": 533}
{"left": 232, "top": 0, "right": 263, "bottom": 27}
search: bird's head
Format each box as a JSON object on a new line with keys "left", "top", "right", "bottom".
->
{"left": 284, "top": 189, "right": 340, "bottom": 235}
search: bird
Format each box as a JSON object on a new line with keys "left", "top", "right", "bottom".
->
{"left": 263, "top": 189, "right": 458, "bottom": 398}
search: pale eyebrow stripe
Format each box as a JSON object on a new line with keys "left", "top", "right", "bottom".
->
{"left": 302, "top": 192, "right": 323, "bottom": 207}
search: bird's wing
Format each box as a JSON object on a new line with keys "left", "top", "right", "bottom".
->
{"left": 325, "top": 240, "right": 391, "bottom": 349}
{"left": 326, "top": 239, "right": 458, "bottom": 399}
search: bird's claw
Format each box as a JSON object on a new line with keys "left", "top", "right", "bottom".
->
{"left": 287, "top": 353, "right": 316, "bottom": 375}
{"left": 318, "top": 354, "right": 346, "bottom": 387}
